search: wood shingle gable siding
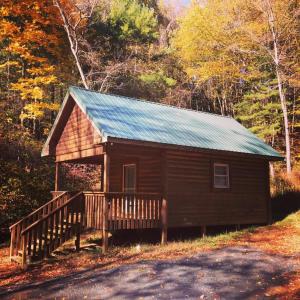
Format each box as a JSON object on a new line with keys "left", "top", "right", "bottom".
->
{"left": 47, "top": 97, "right": 103, "bottom": 162}
{"left": 55, "top": 101, "right": 101, "bottom": 156}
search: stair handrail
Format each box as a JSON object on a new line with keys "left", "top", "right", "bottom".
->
{"left": 21, "top": 192, "right": 83, "bottom": 235}
{"left": 19, "top": 192, "right": 84, "bottom": 267}
{"left": 9, "top": 191, "right": 69, "bottom": 230}
{"left": 9, "top": 191, "right": 70, "bottom": 260}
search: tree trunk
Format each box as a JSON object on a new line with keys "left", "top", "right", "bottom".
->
{"left": 265, "top": 0, "right": 292, "bottom": 173}
{"left": 275, "top": 67, "right": 291, "bottom": 173}
{"left": 54, "top": 0, "right": 89, "bottom": 89}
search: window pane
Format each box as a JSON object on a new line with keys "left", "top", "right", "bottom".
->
{"left": 124, "top": 165, "right": 136, "bottom": 193}
{"left": 214, "top": 175, "right": 228, "bottom": 187}
{"left": 214, "top": 165, "right": 228, "bottom": 176}
{"left": 214, "top": 163, "right": 229, "bottom": 188}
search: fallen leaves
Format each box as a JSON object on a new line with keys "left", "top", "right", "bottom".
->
{"left": 0, "top": 212, "right": 299, "bottom": 298}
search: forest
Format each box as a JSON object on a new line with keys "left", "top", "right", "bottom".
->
{"left": 0, "top": 0, "right": 299, "bottom": 234}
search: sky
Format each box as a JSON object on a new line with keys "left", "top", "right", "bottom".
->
{"left": 164, "top": 0, "right": 191, "bottom": 7}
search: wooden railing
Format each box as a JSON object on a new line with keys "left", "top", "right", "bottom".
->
{"left": 10, "top": 191, "right": 70, "bottom": 259}
{"left": 10, "top": 191, "right": 166, "bottom": 266}
{"left": 83, "top": 192, "right": 163, "bottom": 231}
{"left": 20, "top": 192, "right": 84, "bottom": 267}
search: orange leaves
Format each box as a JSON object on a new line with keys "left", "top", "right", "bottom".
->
{"left": 263, "top": 271, "right": 300, "bottom": 299}
{"left": 0, "top": 0, "right": 66, "bottom": 128}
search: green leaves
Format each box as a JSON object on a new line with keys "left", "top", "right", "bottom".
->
{"left": 139, "top": 71, "right": 176, "bottom": 87}
{"left": 109, "top": 0, "right": 158, "bottom": 42}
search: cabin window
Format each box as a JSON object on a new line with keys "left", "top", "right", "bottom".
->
{"left": 123, "top": 164, "right": 136, "bottom": 193}
{"left": 213, "top": 163, "right": 229, "bottom": 188}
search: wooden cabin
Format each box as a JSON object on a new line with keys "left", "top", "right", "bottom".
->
{"left": 10, "top": 86, "right": 283, "bottom": 266}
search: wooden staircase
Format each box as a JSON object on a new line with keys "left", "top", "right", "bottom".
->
{"left": 10, "top": 192, "right": 85, "bottom": 268}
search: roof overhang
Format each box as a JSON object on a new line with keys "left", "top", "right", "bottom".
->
{"left": 107, "top": 136, "right": 284, "bottom": 162}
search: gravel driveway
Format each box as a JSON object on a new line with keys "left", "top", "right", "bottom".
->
{"left": 2, "top": 246, "right": 298, "bottom": 299}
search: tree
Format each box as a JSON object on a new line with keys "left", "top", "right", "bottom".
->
{"left": 0, "top": 0, "right": 67, "bottom": 137}
{"left": 238, "top": 0, "right": 299, "bottom": 173}
{"left": 172, "top": 0, "right": 299, "bottom": 172}
{"left": 53, "top": 0, "right": 98, "bottom": 89}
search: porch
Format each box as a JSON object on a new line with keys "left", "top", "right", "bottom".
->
{"left": 10, "top": 190, "right": 167, "bottom": 267}
{"left": 51, "top": 142, "right": 168, "bottom": 250}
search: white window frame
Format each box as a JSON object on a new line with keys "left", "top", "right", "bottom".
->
{"left": 213, "top": 163, "right": 230, "bottom": 189}
{"left": 123, "top": 164, "right": 136, "bottom": 193}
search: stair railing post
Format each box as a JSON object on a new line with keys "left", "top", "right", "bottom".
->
{"left": 75, "top": 222, "right": 80, "bottom": 251}
{"left": 21, "top": 233, "right": 27, "bottom": 269}
{"left": 75, "top": 193, "right": 83, "bottom": 251}
{"left": 10, "top": 226, "right": 15, "bottom": 260}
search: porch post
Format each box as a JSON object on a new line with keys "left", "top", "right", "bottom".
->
{"left": 102, "top": 150, "right": 110, "bottom": 253}
{"left": 200, "top": 226, "right": 206, "bottom": 238}
{"left": 161, "top": 151, "right": 168, "bottom": 245}
{"left": 55, "top": 162, "right": 61, "bottom": 192}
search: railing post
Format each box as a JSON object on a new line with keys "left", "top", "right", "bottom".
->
{"left": 75, "top": 223, "right": 81, "bottom": 251}
{"left": 21, "top": 234, "right": 27, "bottom": 269}
{"left": 102, "top": 194, "right": 109, "bottom": 253}
{"left": 75, "top": 193, "right": 83, "bottom": 251}
{"left": 10, "top": 227, "right": 15, "bottom": 260}
{"left": 161, "top": 197, "right": 168, "bottom": 245}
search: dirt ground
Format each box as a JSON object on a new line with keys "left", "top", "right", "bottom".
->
{"left": 0, "top": 212, "right": 299, "bottom": 299}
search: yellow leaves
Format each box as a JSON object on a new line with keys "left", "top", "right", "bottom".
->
{"left": 27, "top": 66, "right": 55, "bottom": 76}
{"left": 0, "top": 7, "right": 9, "bottom": 17}
{"left": 172, "top": 0, "right": 243, "bottom": 83}
{"left": 32, "top": 87, "right": 43, "bottom": 100}
{"left": 0, "top": 61, "right": 20, "bottom": 70}
{"left": 11, "top": 74, "right": 58, "bottom": 99}
{"left": 0, "top": 20, "right": 20, "bottom": 39}
{"left": 21, "top": 101, "right": 60, "bottom": 121}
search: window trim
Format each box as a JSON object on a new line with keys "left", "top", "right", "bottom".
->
{"left": 122, "top": 163, "right": 137, "bottom": 193}
{"left": 213, "top": 163, "right": 230, "bottom": 189}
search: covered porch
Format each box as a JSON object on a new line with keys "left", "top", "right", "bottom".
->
{"left": 53, "top": 142, "right": 168, "bottom": 252}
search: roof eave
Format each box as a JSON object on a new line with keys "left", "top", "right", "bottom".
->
{"left": 41, "top": 90, "right": 71, "bottom": 157}
{"left": 106, "top": 136, "right": 284, "bottom": 161}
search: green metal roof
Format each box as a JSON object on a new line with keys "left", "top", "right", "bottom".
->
{"left": 43, "top": 86, "right": 283, "bottom": 159}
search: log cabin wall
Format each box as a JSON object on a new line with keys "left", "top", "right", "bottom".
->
{"left": 165, "top": 149, "right": 269, "bottom": 227}
{"left": 108, "top": 144, "right": 162, "bottom": 193}
{"left": 109, "top": 144, "right": 269, "bottom": 228}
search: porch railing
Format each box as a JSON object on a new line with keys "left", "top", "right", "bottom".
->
{"left": 83, "top": 192, "right": 163, "bottom": 231}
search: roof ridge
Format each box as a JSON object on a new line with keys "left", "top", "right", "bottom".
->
{"left": 69, "top": 85, "right": 234, "bottom": 120}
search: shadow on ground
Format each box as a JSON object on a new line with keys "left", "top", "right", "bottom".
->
{"left": 271, "top": 191, "right": 300, "bottom": 222}
{"left": 1, "top": 246, "right": 297, "bottom": 300}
